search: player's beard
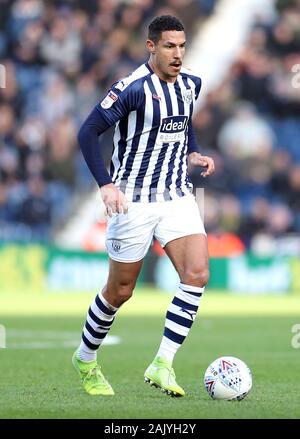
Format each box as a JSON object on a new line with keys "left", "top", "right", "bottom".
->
{"left": 152, "top": 58, "right": 182, "bottom": 81}
{"left": 162, "top": 63, "right": 182, "bottom": 80}
{"left": 168, "top": 59, "right": 182, "bottom": 76}
{"left": 170, "top": 63, "right": 181, "bottom": 75}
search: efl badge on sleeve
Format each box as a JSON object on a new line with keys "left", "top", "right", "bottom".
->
{"left": 100, "top": 91, "right": 119, "bottom": 109}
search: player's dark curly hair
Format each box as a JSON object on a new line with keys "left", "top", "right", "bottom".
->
{"left": 148, "top": 15, "right": 185, "bottom": 43}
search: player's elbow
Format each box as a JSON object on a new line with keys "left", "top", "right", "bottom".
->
{"left": 77, "top": 123, "right": 89, "bottom": 149}
{"left": 77, "top": 108, "right": 109, "bottom": 150}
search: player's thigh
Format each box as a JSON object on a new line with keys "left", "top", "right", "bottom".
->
{"left": 106, "top": 257, "right": 143, "bottom": 290}
{"left": 154, "top": 194, "right": 208, "bottom": 279}
{"left": 164, "top": 233, "right": 209, "bottom": 278}
{"left": 103, "top": 258, "right": 144, "bottom": 307}
{"left": 106, "top": 202, "right": 156, "bottom": 263}
{"left": 154, "top": 194, "right": 206, "bottom": 247}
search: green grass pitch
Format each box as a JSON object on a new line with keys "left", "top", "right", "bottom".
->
{"left": 0, "top": 287, "right": 300, "bottom": 419}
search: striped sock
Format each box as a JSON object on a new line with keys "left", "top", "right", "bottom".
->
{"left": 156, "top": 283, "right": 204, "bottom": 363}
{"left": 77, "top": 291, "right": 118, "bottom": 362}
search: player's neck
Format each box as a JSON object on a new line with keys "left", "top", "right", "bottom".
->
{"left": 148, "top": 59, "right": 178, "bottom": 84}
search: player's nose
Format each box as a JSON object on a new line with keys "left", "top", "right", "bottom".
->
{"left": 174, "top": 47, "right": 182, "bottom": 58}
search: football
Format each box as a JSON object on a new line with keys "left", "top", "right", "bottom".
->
{"left": 204, "top": 356, "right": 252, "bottom": 400}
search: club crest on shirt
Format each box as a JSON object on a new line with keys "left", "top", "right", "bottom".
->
{"left": 100, "top": 91, "right": 118, "bottom": 109}
{"left": 183, "top": 89, "right": 193, "bottom": 105}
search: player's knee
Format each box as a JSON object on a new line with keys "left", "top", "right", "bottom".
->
{"left": 116, "top": 283, "right": 134, "bottom": 303}
{"left": 106, "top": 273, "right": 138, "bottom": 306}
{"left": 181, "top": 267, "right": 210, "bottom": 288}
{"left": 108, "top": 277, "right": 137, "bottom": 305}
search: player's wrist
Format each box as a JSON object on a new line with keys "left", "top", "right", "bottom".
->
{"left": 99, "top": 181, "right": 114, "bottom": 195}
{"left": 100, "top": 182, "right": 115, "bottom": 189}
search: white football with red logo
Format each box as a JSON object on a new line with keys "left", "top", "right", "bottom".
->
{"left": 204, "top": 356, "right": 252, "bottom": 400}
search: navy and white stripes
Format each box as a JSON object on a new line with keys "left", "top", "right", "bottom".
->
{"left": 157, "top": 283, "right": 204, "bottom": 362}
{"left": 81, "top": 292, "right": 118, "bottom": 351}
{"left": 96, "top": 63, "right": 202, "bottom": 203}
{"left": 79, "top": 283, "right": 204, "bottom": 363}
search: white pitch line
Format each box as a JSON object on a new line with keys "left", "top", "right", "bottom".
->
{"left": 8, "top": 329, "right": 83, "bottom": 338}
{"left": 5, "top": 329, "right": 121, "bottom": 349}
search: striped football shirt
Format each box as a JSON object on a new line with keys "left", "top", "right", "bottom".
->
{"left": 96, "top": 62, "right": 202, "bottom": 203}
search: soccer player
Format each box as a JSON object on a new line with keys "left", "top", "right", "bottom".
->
{"left": 73, "top": 15, "right": 215, "bottom": 397}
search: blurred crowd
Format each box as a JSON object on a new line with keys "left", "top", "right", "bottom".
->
{"left": 0, "top": 0, "right": 215, "bottom": 242}
{"left": 0, "top": 0, "right": 299, "bottom": 255}
{"left": 191, "top": 0, "right": 300, "bottom": 255}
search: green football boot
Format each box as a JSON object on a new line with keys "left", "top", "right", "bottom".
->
{"left": 144, "top": 356, "right": 185, "bottom": 397}
{"left": 72, "top": 350, "right": 114, "bottom": 396}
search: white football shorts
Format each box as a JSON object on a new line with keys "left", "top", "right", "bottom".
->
{"left": 105, "top": 193, "right": 206, "bottom": 263}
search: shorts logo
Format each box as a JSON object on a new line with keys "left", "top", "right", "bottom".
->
{"left": 183, "top": 89, "right": 193, "bottom": 105}
{"left": 159, "top": 116, "right": 188, "bottom": 142}
{"left": 100, "top": 91, "right": 118, "bottom": 109}
{"left": 111, "top": 240, "right": 121, "bottom": 253}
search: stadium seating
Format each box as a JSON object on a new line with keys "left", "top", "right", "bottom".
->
{"left": 0, "top": 0, "right": 217, "bottom": 242}
{"left": 1, "top": 0, "right": 299, "bottom": 254}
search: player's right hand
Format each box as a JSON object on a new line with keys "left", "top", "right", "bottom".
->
{"left": 100, "top": 183, "right": 128, "bottom": 216}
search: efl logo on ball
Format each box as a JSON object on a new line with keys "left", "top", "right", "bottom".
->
{"left": 204, "top": 356, "right": 252, "bottom": 400}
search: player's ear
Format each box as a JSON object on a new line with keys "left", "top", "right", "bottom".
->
{"left": 146, "top": 39, "right": 156, "bottom": 54}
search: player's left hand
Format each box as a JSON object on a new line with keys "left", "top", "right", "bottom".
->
{"left": 188, "top": 152, "right": 215, "bottom": 177}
